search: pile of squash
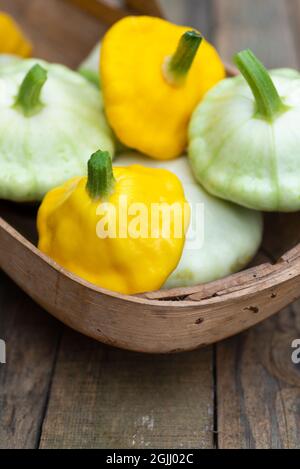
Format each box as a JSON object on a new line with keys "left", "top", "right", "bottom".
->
{"left": 1, "top": 12, "right": 299, "bottom": 295}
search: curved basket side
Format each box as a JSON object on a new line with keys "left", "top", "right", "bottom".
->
{"left": 2, "top": 217, "right": 300, "bottom": 353}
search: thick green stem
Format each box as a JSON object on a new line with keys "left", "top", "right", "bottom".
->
{"left": 86, "top": 150, "right": 115, "bottom": 200}
{"left": 14, "top": 64, "right": 47, "bottom": 117}
{"left": 163, "top": 31, "right": 202, "bottom": 86}
{"left": 234, "top": 49, "right": 287, "bottom": 121}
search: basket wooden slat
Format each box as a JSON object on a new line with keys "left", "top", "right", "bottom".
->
{"left": 1, "top": 215, "right": 300, "bottom": 353}
{"left": 64, "top": 0, "right": 164, "bottom": 25}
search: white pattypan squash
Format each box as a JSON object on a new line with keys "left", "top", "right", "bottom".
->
{"left": 115, "top": 152, "right": 263, "bottom": 288}
{"left": 189, "top": 49, "right": 300, "bottom": 212}
{"left": 0, "top": 53, "right": 21, "bottom": 67}
{"left": 0, "top": 58, "right": 114, "bottom": 201}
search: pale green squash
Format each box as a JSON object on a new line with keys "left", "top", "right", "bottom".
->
{"left": 0, "top": 53, "right": 21, "bottom": 67}
{"left": 115, "top": 152, "right": 263, "bottom": 288}
{"left": 189, "top": 49, "right": 300, "bottom": 212}
{"left": 0, "top": 58, "right": 114, "bottom": 201}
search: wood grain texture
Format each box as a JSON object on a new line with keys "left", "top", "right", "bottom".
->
{"left": 40, "top": 331, "right": 214, "bottom": 449}
{"left": 0, "top": 271, "right": 61, "bottom": 448}
{"left": 125, "top": 0, "right": 163, "bottom": 17}
{"left": 214, "top": 0, "right": 298, "bottom": 68}
{"left": 214, "top": 0, "right": 300, "bottom": 449}
{"left": 65, "top": 0, "right": 164, "bottom": 25}
{"left": 160, "top": 0, "right": 214, "bottom": 40}
{"left": 217, "top": 305, "right": 300, "bottom": 448}
{"left": 3, "top": 211, "right": 300, "bottom": 354}
{"left": 0, "top": 0, "right": 105, "bottom": 68}
{"left": 64, "top": 0, "right": 129, "bottom": 26}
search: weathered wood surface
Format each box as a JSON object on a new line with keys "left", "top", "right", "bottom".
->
{"left": 0, "top": 271, "right": 61, "bottom": 448}
{"left": 0, "top": 0, "right": 300, "bottom": 449}
{"left": 40, "top": 333, "right": 214, "bottom": 449}
{"left": 217, "top": 304, "right": 300, "bottom": 449}
{"left": 214, "top": 0, "right": 300, "bottom": 449}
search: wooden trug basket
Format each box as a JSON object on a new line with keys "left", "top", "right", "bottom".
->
{"left": 1, "top": 0, "right": 300, "bottom": 353}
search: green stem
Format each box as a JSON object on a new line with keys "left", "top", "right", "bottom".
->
{"left": 15, "top": 64, "right": 47, "bottom": 117}
{"left": 14, "top": 64, "right": 47, "bottom": 117}
{"left": 86, "top": 150, "right": 115, "bottom": 200}
{"left": 234, "top": 49, "right": 287, "bottom": 121}
{"left": 163, "top": 31, "right": 202, "bottom": 86}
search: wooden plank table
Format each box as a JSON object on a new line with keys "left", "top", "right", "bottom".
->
{"left": 0, "top": 0, "right": 300, "bottom": 449}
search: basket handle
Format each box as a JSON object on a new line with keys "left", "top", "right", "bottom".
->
{"left": 64, "top": 0, "right": 164, "bottom": 26}
{"left": 124, "top": 0, "right": 164, "bottom": 17}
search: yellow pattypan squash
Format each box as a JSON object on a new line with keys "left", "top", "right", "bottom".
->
{"left": 0, "top": 12, "right": 32, "bottom": 57}
{"left": 100, "top": 16, "right": 225, "bottom": 160}
{"left": 38, "top": 150, "right": 190, "bottom": 295}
